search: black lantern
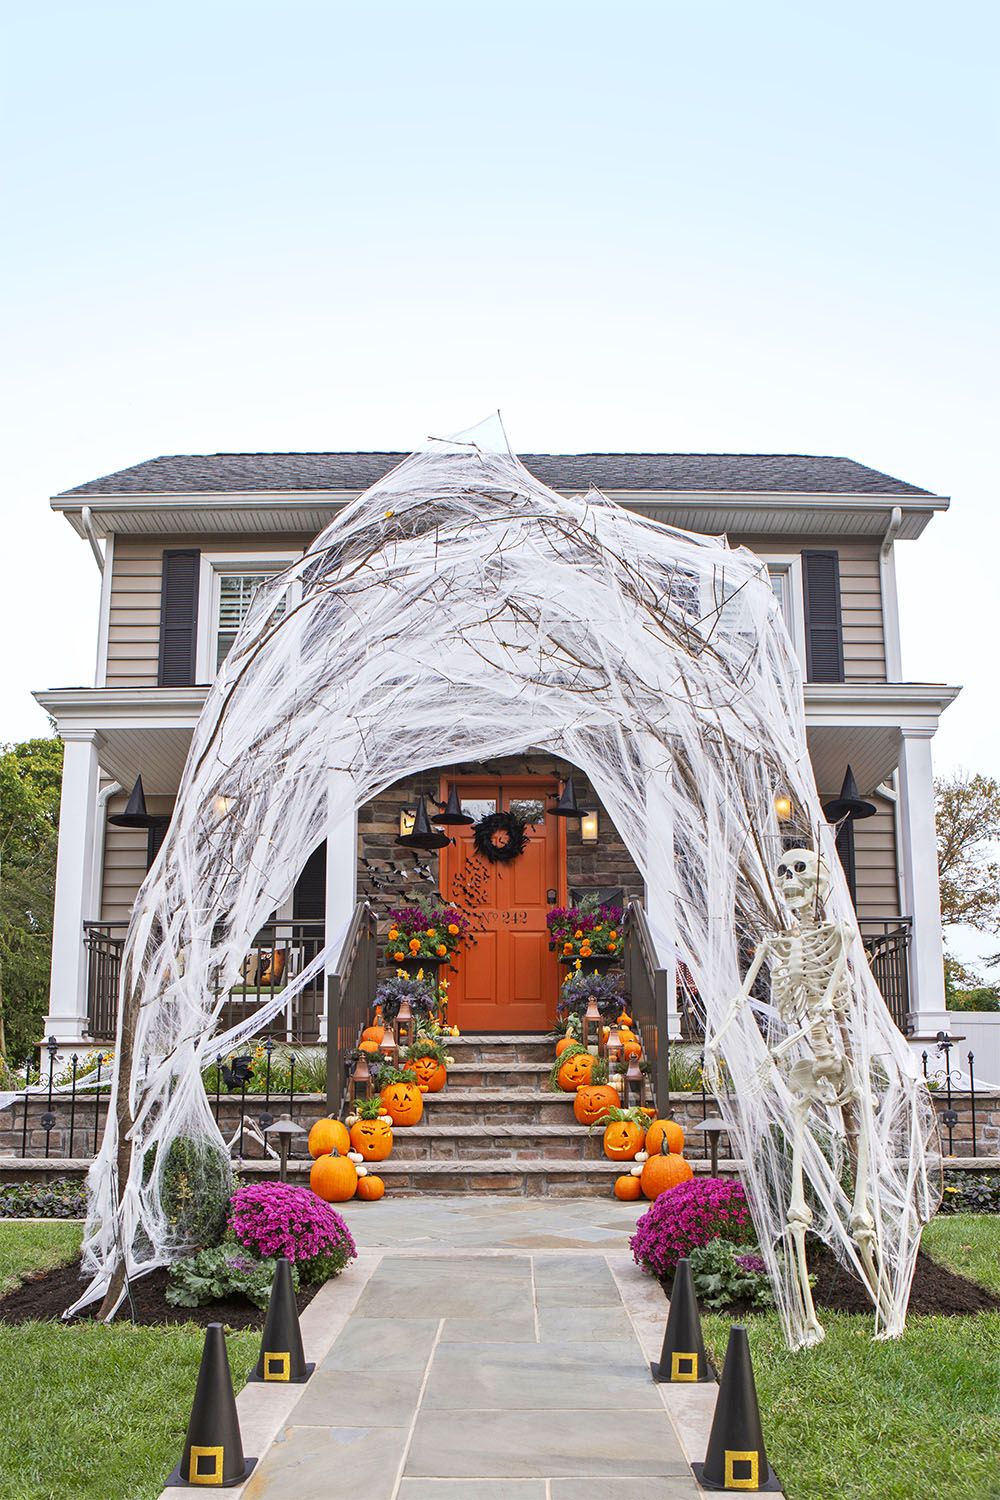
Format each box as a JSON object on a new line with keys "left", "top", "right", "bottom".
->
{"left": 433, "top": 785, "right": 474, "bottom": 825}
{"left": 550, "top": 776, "right": 585, "bottom": 818}
{"left": 108, "top": 775, "right": 162, "bottom": 830}
{"left": 397, "top": 795, "right": 452, "bottom": 851}
{"left": 823, "top": 766, "right": 876, "bottom": 824}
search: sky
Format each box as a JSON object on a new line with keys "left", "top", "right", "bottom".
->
{"left": 1, "top": 1, "right": 997, "bottom": 784}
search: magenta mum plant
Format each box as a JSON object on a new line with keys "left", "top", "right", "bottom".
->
{"left": 629, "top": 1176, "right": 755, "bottom": 1279}
{"left": 229, "top": 1183, "right": 356, "bottom": 1283}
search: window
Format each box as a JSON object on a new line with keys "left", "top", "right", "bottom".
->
{"left": 761, "top": 556, "right": 807, "bottom": 666}
{"left": 196, "top": 552, "right": 301, "bottom": 680}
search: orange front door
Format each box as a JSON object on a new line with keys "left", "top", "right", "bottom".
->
{"left": 439, "top": 777, "right": 565, "bottom": 1032}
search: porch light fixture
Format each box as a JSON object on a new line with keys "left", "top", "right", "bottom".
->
{"left": 580, "top": 809, "right": 599, "bottom": 845}
{"left": 433, "top": 785, "right": 475, "bottom": 825}
{"left": 213, "top": 795, "right": 234, "bottom": 818}
{"left": 773, "top": 793, "right": 793, "bottom": 822}
{"left": 108, "top": 776, "right": 161, "bottom": 830}
{"left": 397, "top": 795, "right": 452, "bottom": 851}
{"left": 399, "top": 806, "right": 416, "bottom": 838}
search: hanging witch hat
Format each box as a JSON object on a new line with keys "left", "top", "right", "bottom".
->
{"left": 692, "top": 1325, "right": 780, "bottom": 1492}
{"left": 433, "top": 784, "right": 474, "bottom": 825}
{"left": 397, "top": 795, "right": 451, "bottom": 850}
{"left": 650, "top": 1257, "right": 713, "bottom": 1383}
{"left": 166, "top": 1322, "right": 256, "bottom": 1487}
{"left": 550, "top": 775, "right": 584, "bottom": 818}
{"left": 823, "top": 765, "right": 876, "bottom": 823}
{"left": 248, "top": 1257, "right": 314, "bottom": 1384}
{"left": 108, "top": 775, "right": 161, "bottom": 830}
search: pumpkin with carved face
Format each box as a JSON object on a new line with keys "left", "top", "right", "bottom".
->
{"left": 411, "top": 1055, "right": 447, "bottom": 1093}
{"left": 573, "top": 1084, "right": 620, "bottom": 1126}
{"left": 350, "top": 1116, "right": 394, "bottom": 1161}
{"left": 555, "top": 1049, "right": 596, "bottom": 1092}
{"left": 380, "top": 1077, "right": 424, "bottom": 1126}
{"left": 602, "top": 1117, "right": 646, "bottom": 1161}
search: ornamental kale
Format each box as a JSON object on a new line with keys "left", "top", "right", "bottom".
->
{"left": 166, "top": 1241, "right": 299, "bottom": 1309}
{"left": 630, "top": 1176, "right": 755, "bottom": 1278}
{"left": 688, "top": 1238, "right": 775, "bottom": 1310}
{"left": 375, "top": 974, "right": 436, "bottom": 1024}
{"left": 559, "top": 969, "right": 625, "bottom": 1020}
{"left": 229, "top": 1182, "right": 356, "bottom": 1282}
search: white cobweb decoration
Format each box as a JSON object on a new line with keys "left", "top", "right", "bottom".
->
{"left": 76, "top": 417, "right": 939, "bottom": 1344}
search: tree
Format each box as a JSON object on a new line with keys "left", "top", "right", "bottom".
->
{"left": 0, "top": 737, "right": 63, "bottom": 1061}
{"left": 935, "top": 771, "right": 1000, "bottom": 933}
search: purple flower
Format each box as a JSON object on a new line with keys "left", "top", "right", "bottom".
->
{"left": 630, "top": 1177, "right": 755, "bottom": 1278}
{"left": 734, "top": 1252, "right": 767, "bottom": 1275}
{"left": 229, "top": 1183, "right": 357, "bottom": 1268}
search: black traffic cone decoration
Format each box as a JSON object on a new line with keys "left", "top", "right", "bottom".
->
{"left": 550, "top": 775, "right": 584, "bottom": 818}
{"left": 166, "top": 1322, "right": 256, "bottom": 1488}
{"left": 651, "top": 1257, "right": 713, "bottom": 1383}
{"left": 692, "top": 1325, "right": 780, "bottom": 1492}
{"left": 248, "top": 1256, "right": 314, "bottom": 1384}
{"left": 397, "top": 795, "right": 451, "bottom": 850}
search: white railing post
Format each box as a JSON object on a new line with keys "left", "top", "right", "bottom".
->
{"left": 322, "top": 769, "right": 358, "bottom": 1043}
{"left": 46, "top": 731, "right": 101, "bottom": 1046}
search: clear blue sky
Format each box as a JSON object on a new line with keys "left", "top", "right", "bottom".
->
{"left": 2, "top": 0, "right": 997, "bottom": 791}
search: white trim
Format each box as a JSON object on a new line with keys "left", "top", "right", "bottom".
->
{"left": 759, "top": 552, "right": 807, "bottom": 668}
{"left": 897, "top": 729, "right": 949, "bottom": 1032}
{"left": 94, "top": 533, "right": 114, "bottom": 688}
{"left": 879, "top": 541, "right": 904, "bottom": 683}
{"left": 47, "top": 733, "right": 101, "bottom": 1042}
{"left": 195, "top": 549, "right": 301, "bottom": 683}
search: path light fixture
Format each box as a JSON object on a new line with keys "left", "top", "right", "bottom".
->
{"left": 264, "top": 1116, "right": 306, "bottom": 1183}
{"left": 108, "top": 776, "right": 162, "bottom": 830}
{"left": 397, "top": 795, "right": 452, "bottom": 850}
{"left": 433, "top": 785, "right": 474, "bottom": 825}
{"left": 688, "top": 1115, "right": 730, "bottom": 1175}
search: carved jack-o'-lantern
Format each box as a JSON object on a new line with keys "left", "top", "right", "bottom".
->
{"left": 573, "top": 1084, "right": 620, "bottom": 1127}
{"left": 411, "top": 1055, "right": 447, "bottom": 1093}
{"left": 349, "top": 1116, "right": 394, "bottom": 1161}
{"left": 555, "top": 1049, "right": 597, "bottom": 1092}
{"left": 380, "top": 1078, "right": 424, "bottom": 1126}
{"left": 602, "top": 1117, "right": 646, "bottom": 1161}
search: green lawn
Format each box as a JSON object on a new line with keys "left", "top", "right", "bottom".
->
{"left": 702, "top": 1216, "right": 1000, "bottom": 1500}
{"left": 0, "top": 1222, "right": 258, "bottom": 1500}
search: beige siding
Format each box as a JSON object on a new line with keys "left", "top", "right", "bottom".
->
{"left": 99, "top": 793, "right": 175, "bottom": 923}
{"left": 105, "top": 534, "right": 309, "bottom": 687}
{"left": 812, "top": 788, "right": 900, "bottom": 922}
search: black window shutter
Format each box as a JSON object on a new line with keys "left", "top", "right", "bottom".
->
{"left": 835, "top": 820, "right": 857, "bottom": 906}
{"left": 802, "top": 550, "right": 844, "bottom": 683}
{"left": 157, "top": 549, "right": 201, "bottom": 686}
{"left": 293, "top": 842, "right": 327, "bottom": 921}
{"left": 146, "top": 818, "right": 168, "bottom": 871}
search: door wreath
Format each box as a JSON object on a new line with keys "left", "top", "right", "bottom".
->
{"left": 473, "top": 810, "right": 529, "bottom": 863}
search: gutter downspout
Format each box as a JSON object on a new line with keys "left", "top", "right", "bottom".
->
{"left": 80, "top": 506, "right": 105, "bottom": 573}
{"left": 91, "top": 781, "right": 122, "bottom": 922}
{"left": 878, "top": 505, "right": 906, "bottom": 917}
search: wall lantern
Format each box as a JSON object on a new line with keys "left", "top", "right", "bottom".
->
{"left": 397, "top": 795, "right": 452, "bottom": 851}
{"left": 580, "top": 810, "right": 600, "bottom": 845}
{"left": 213, "top": 795, "right": 234, "bottom": 818}
{"left": 399, "top": 806, "right": 416, "bottom": 838}
{"left": 773, "top": 793, "right": 793, "bottom": 822}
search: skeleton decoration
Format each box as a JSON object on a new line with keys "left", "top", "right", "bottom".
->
{"left": 74, "top": 418, "right": 939, "bottom": 1343}
{"left": 708, "top": 848, "right": 891, "bottom": 1346}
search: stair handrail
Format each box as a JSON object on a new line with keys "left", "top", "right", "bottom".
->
{"left": 325, "top": 900, "right": 378, "bottom": 1112}
{"left": 622, "top": 900, "right": 671, "bottom": 1113}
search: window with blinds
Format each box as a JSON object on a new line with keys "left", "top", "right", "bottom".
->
{"left": 215, "top": 571, "right": 285, "bottom": 669}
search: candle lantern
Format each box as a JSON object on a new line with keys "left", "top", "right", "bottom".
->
{"left": 583, "top": 997, "right": 601, "bottom": 1055}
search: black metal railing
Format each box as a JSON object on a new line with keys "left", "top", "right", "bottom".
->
{"left": 325, "top": 901, "right": 378, "bottom": 1114}
{"left": 622, "top": 901, "right": 670, "bottom": 1113}
{"left": 83, "top": 922, "right": 126, "bottom": 1040}
{"left": 859, "top": 917, "right": 912, "bottom": 1034}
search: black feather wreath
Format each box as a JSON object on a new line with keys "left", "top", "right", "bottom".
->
{"left": 473, "top": 810, "right": 529, "bottom": 863}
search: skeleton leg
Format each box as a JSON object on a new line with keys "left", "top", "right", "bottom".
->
{"left": 787, "top": 1095, "right": 825, "bottom": 1347}
{"left": 843, "top": 1079, "right": 897, "bottom": 1332}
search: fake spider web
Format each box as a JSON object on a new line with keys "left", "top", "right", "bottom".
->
{"left": 77, "top": 417, "right": 939, "bottom": 1344}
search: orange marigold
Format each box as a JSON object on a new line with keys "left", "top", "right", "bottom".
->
{"left": 393, "top": 950, "right": 405, "bottom": 961}
{"left": 436, "top": 944, "right": 447, "bottom": 956}
{"left": 563, "top": 941, "right": 573, "bottom": 954}
{"left": 448, "top": 923, "right": 459, "bottom": 935}
{"left": 408, "top": 938, "right": 421, "bottom": 953}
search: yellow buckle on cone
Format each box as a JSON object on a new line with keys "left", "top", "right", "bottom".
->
{"left": 724, "top": 1450, "right": 759, "bottom": 1489}
{"left": 670, "top": 1351, "right": 698, "bottom": 1381}
{"left": 188, "top": 1445, "right": 224, "bottom": 1485}
{"left": 263, "top": 1352, "right": 291, "bottom": 1381}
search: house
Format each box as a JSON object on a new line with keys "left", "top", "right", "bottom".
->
{"left": 34, "top": 451, "right": 959, "bottom": 1060}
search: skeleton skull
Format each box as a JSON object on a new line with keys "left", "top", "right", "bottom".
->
{"left": 776, "top": 847, "right": 829, "bottom": 913}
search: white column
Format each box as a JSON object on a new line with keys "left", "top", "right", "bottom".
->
{"left": 321, "top": 769, "right": 358, "bottom": 1043}
{"left": 46, "top": 732, "right": 101, "bottom": 1045}
{"left": 644, "top": 764, "right": 679, "bottom": 1023}
{"left": 896, "top": 728, "right": 949, "bottom": 1040}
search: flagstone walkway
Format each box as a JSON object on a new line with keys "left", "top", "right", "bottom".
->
{"left": 162, "top": 1198, "right": 781, "bottom": 1500}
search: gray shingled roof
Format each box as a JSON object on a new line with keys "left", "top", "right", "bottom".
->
{"left": 58, "top": 452, "right": 932, "bottom": 498}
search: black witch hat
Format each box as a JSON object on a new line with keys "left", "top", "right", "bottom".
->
{"left": 108, "top": 776, "right": 162, "bottom": 830}
{"left": 550, "top": 776, "right": 585, "bottom": 818}
{"left": 432, "top": 785, "right": 474, "bottom": 825}
{"left": 823, "top": 765, "right": 876, "bottom": 823}
{"left": 397, "top": 795, "right": 452, "bottom": 850}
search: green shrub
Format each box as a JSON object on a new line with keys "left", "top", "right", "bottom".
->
{"left": 688, "top": 1237, "right": 776, "bottom": 1310}
{"left": 160, "top": 1135, "right": 233, "bottom": 1249}
{"left": 946, "top": 987, "right": 1000, "bottom": 1012}
{"left": 166, "top": 1239, "right": 298, "bottom": 1309}
{"left": 939, "top": 1169, "right": 1000, "bottom": 1213}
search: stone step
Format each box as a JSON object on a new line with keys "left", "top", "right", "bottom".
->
{"left": 445, "top": 1034, "right": 555, "bottom": 1064}
{"left": 418, "top": 1088, "right": 577, "bottom": 1124}
{"left": 386, "top": 1122, "right": 607, "bottom": 1162}
{"left": 444, "top": 1061, "right": 552, "bottom": 1090}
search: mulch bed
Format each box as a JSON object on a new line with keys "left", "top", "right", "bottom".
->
{"left": 0, "top": 1260, "right": 324, "bottom": 1329}
{"left": 661, "top": 1245, "right": 1000, "bottom": 1318}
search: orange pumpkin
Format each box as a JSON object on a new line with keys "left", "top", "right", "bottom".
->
{"left": 308, "top": 1118, "right": 350, "bottom": 1159}
{"left": 574, "top": 1084, "right": 620, "bottom": 1126}
{"left": 380, "top": 1078, "right": 424, "bottom": 1126}
{"left": 411, "top": 1055, "right": 447, "bottom": 1093}
{"left": 309, "top": 1152, "right": 357, "bottom": 1201}
{"left": 358, "top": 1038, "right": 380, "bottom": 1054}
{"left": 645, "top": 1118, "right": 685, "bottom": 1156}
{"left": 640, "top": 1140, "right": 694, "bottom": 1199}
{"left": 603, "top": 1117, "right": 646, "bottom": 1160}
{"left": 614, "top": 1174, "right": 642, "bottom": 1201}
{"left": 556, "top": 1050, "right": 596, "bottom": 1092}
{"left": 361, "top": 1025, "right": 384, "bottom": 1043}
{"left": 356, "top": 1174, "right": 385, "bottom": 1201}
{"left": 555, "top": 1035, "right": 577, "bottom": 1058}
{"left": 618, "top": 1011, "right": 633, "bottom": 1026}
{"left": 350, "top": 1116, "right": 394, "bottom": 1161}
{"left": 621, "top": 1037, "right": 642, "bottom": 1060}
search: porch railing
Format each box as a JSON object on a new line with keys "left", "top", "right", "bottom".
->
{"left": 858, "top": 916, "right": 912, "bottom": 1034}
{"left": 622, "top": 902, "right": 670, "bottom": 1112}
{"left": 325, "top": 901, "right": 378, "bottom": 1114}
{"left": 83, "top": 917, "right": 330, "bottom": 1044}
